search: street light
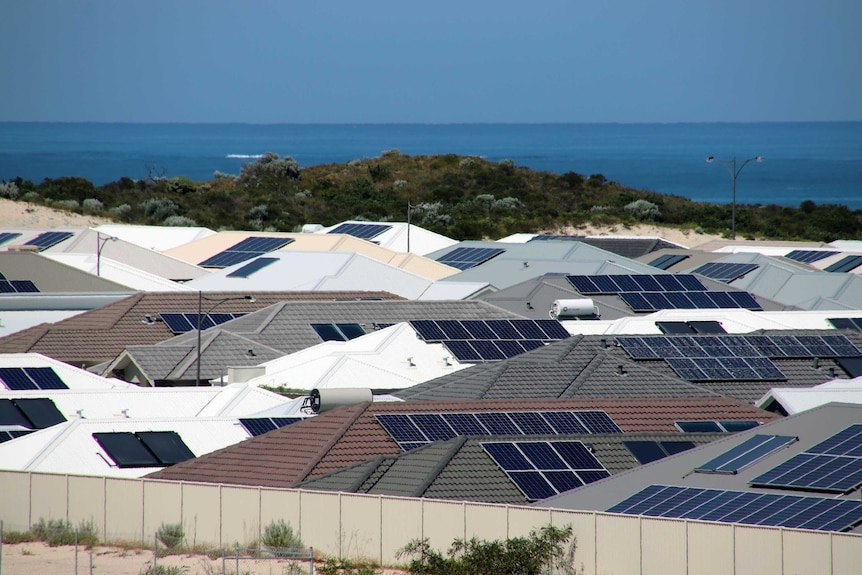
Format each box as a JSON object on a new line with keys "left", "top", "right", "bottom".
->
{"left": 706, "top": 155, "right": 764, "bottom": 240}
{"left": 96, "top": 232, "right": 118, "bottom": 276}
{"left": 195, "top": 292, "right": 255, "bottom": 386}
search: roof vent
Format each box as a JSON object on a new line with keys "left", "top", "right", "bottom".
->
{"left": 301, "top": 223, "right": 324, "bottom": 234}
{"left": 306, "top": 388, "right": 373, "bottom": 414}
{"left": 550, "top": 298, "right": 598, "bottom": 320}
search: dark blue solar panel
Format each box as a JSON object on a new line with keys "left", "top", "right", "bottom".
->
{"left": 496, "top": 340, "right": 528, "bottom": 358}
{"left": 0, "top": 232, "right": 21, "bottom": 246}
{"left": 510, "top": 319, "right": 547, "bottom": 339}
{"left": 662, "top": 441, "right": 696, "bottom": 455}
{"left": 0, "top": 280, "right": 40, "bottom": 293}
{"left": 93, "top": 432, "right": 160, "bottom": 468}
{"left": 442, "top": 413, "right": 488, "bottom": 435}
{"left": 625, "top": 441, "right": 668, "bottom": 464}
{"left": 509, "top": 412, "right": 554, "bottom": 434}
{"left": 606, "top": 484, "right": 670, "bottom": 514}
{"left": 566, "top": 275, "right": 599, "bottom": 294}
{"left": 409, "top": 414, "right": 457, "bottom": 441}
{"left": 375, "top": 414, "right": 426, "bottom": 444}
{"left": 311, "top": 323, "right": 346, "bottom": 342}
{"left": 472, "top": 340, "right": 506, "bottom": 360}
{"left": 664, "top": 292, "right": 695, "bottom": 308}
{"left": 520, "top": 339, "right": 546, "bottom": 352}
{"left": 676, "top": 420, "right": 724, "bottom": 433}
{"left": 611, "top": 274, "right": 640, "bottom": 292}
{"left": 329, "top": 222, "right": 392, "bottom": 240}
{"left": 616, "top": 337, "right": 659, "bottom": 359}
{"left": 591, "top": 275, "right": 621, "bottom": 293}
{"left": 239, "top": 418, "right": 278, "bottom": 436}
{"left": 226, "top": 257, "right": 278, "bottom": 278}
{"left": 271, "top": 417, "right": 304, "bottom": 428}
{"left": 692, "top": 262, "right": 759, "bottom": 282}
{"left": 543, "top": 412, "right": 588, "bottom": 434}
{"left": 137, "top": 431, "right": 195, "bottom": 465}
{"left": 461, "top": 320, "right": 497, "bottom": 339}
{"left": 689, "top": 320, "right": 727, "bottom": 334}
{"left": 483, "top": 442, "right": 533, "bottom": 470}
{"left": 444, "top": 341, "right": 482, "bottom": 362}
{"left": 577, "top": 411, "right": 623, "bottom": 433}
{"left": 618, "top": 292, "right": 653, "bottom": 312}
{"left": 577, "top": 470, "right": 612, "bottom": 483}
{"left": 159, "top": 313, "right": 195, "bottom": 334}
{"left": 822, "top": 335, "right": 862, "bottom": 357}
{"left": 535, "top": 319, "right": 571, "bottom": 339}
{"left": 553, "top": 441, "right": 602, "bottom": 469}
{"left": 435, "top": 320, "right": 472, "bottom": 340}
{"left": 485, "top": 320, "right": 521, "bottom": 339}
{"left": 25, "top": 231, "right": 73, "bottom": 251}
{"left": 654, "top": 274, "right": 686, "bottom": 292}
{"left": 807, "top": 424, "right": 862, "bottom": 455}
{"left": 697, "top": 435, "right": 796, "bottom": 474}
{"left": 520, "top": 442, "right": 568, "bottom": 469}
{"left": 0, "top": 399, "right": 34, "bottom": 427}
{"left": 630, "top": 275, "right": 663, "bottom": 291}
{"left": 0, "top": 281, "right": 14, "bottom": 293}
{"left": 24, "top": 367, "right": 68, "bottom": 390}
{"left": 785, "top": 250, "right": 838, "bottom": 264}
{"left": 199, "top": 237, "right": 293, "bottom": 267}
{"left": 475, "top": 412, "right": 520, "bottom": 435}
{"left": 335, "top": 323, "right": 366, "bottom": 340}
{"left": 685, "top": 291, "right": 719, "bottom": 308}
{"left": 410, "top": 320, "right": 447, "bottom": 341}
{"left": 544, "top": 470, "right": 584, "bottom": 493}
{"left": 727, "top": 291, "right": 762, "bottom": 310}
{"left": 509, "top": 471, "right": 557, "bottom": 500}
{"left": 719, "top": 421, "right": 761, "bottom": 433}
{"left": 827, "top": 317, "right": 861, "bottom": 331}
{"left": 436, "top": 247, "right": 505, "bottom": 270}
{"left": 648, "top": 254, "right": 689, "bottom": 270}
{"left": 825, "top": 255, "right": 862, "bottom": 273}
{"left": 0, "top": 368, "right": 38, "bottom": 390}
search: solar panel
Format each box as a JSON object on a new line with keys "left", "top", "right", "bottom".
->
{"left": 93, "top": 432, "right": 161, "bottom": 468}
{"left": 718, "top": 421, "right": 761, "bottom": 433}
{"left": 483, "top": 440, "right": 610, "bottom": 500}
{"left": 648, "top": 254, "right": 689, "bottom": 270}
{"left": 24, "top": 231, "right": 73, "bottom": 251}
{"left": 0, "top": 280, "right": 40, "bottom": 293}
{"left": 542, "top": 411, "right": 588, "bottom": 434}
{"left": 837, "top": 357, "right": 862, "bottom": 378}
{"left": 310, "top": 323, "right": 345, "bottom": 342}
{"left": 690, "top": 262, "right": 759, "bottom": 282}
{"left": 751, "top": 425, "right": 862, "bottom": 493}
{"left": 785, "top": 250, "right": 839, "bottom": 264}
{"left": 825, "top": 255, "right": 862, "bottom": 273}
{"left": 577, "top": 411, "right": 624, "bottom": 433}
{"left": 198, "top": 237, "right": 294, "bottom": 268}
{"left": 14, "top": 398, "right": 66, "bottom": 429}
{"left": 441, "top": 413, "right": 489, "bottom": 435}
{"left": 0, "top": 368, "right": 38, "bottom": 390}
{"left": 328, "top": 222, "right": 392, "bottom": 240}
{"left": 475, "top": 412, "right": 521, "bottom": 435}
{"left": 226, "top": 257, "right": 278, "bottom": 278}
{"left": 625, "top": 441, "right": 670, "bottom": 464}
{"left": 136, "top": 431, "right": 195, "bottom": 465}
{"left": 0, "top": 430, "right": 33, "bottom": 443}
{"left": 696, "top": 435, "right": 796, "bottom": 474}
{"left": 24, "top": 367, "right": 68, "bottom": 390}
{"left": 0, "top": 399, "right": 35, "bottom": 427}
{"left": 676, "top": 421, "right": 723, "bottom": 432}
{"left": 509, "top": 412, "right": 554, "bottom": 434}
{"left": 239, "top": 418, "right": 278, "bottom": 436}
{"left": 444, "top": 341, "right": 482, "bottom": 362}
{"left": 410, "top": 320, "right": 448, "bottom": 341}
{"left": 828, "top": 317, "right": 862, "bottom": 332}
{"left": 435, "top": 247, "right": 505, "bottom": 270}
{"left": 656, "top": 321, "right": 695, "bottom": 335}
{"left": 0, "top": 367, "right": 68, "bottom": 390}
{"left": 410, "top": 414, "right": 458, "bottom": 441}
{"left": 0, "top": 232, "right": 21, "bottom": 246}
{"left": 375, "top": 414, "right": 426, "bottom": 445}
{"left": 158, "top": 312, "right": 246, "bottom": 334}
{"left": 606, "top": 484, "right": 862, "bottom": 532}
{"left": 535, "top": 319, "right": 572, "bottom": 339}
{"left": 472, "top": 340, "right": 506, "bottom": 361}
{"left": 688, "top": 321, "right": 727, "bottom": 334}
{"left": 566, "top": 274, "right": 708, "bottom": 295}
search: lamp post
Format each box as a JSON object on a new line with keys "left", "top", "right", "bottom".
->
{"left": 706, "top": 155, "right": 764, "bottom": 240}
{"left": 96, "top": 232, "right": 118, "bottom": 276}
{"left": 195, "top": 292, "right": 255, "bottom": 386}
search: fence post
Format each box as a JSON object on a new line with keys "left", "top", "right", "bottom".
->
{"left": 310, "top": 546, "right": 314, "bottom": 575}
{"left": 153, "top": 533, "right": 158, "bottom": 573}
{"left": 75, "top": 527, "right": 79, "bottom": 575}
{"left": 1, "top": 519, "right": 4, "bottom": 575}
{"left": 235, "top": 543, "right": 239, "bottom": 575}
{"left": 222, "top": 547, "right": 225, "bottom": 575}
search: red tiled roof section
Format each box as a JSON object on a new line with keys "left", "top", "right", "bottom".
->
{"left": 147, "top": 397, "right": 777, "bottom": 489}
{"left": 0, "top": 291, "right": 402, "bottom": 367}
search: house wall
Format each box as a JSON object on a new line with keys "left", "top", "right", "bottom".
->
{"left": 1, "top": 469, "right": 860, "bottom": 575}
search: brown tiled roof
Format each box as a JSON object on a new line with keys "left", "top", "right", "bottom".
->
{"left": 146, "top": 397, "right": 778, "bottom": 489}
{"left": 0, "top": 291, "right": 402, "bottom": 367}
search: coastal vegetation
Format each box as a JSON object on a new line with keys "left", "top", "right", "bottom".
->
{"left": 3, "top": 151, "right": 861, "bottom": 242}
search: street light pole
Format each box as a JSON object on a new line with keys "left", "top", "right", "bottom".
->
{"left": 195, "top": 292, "right": 255, "bottom": 386}
{"left": 706, "top": 155, "right": 764, "bottom": 240}
{"left": 96, "top": 232, "right": 117, "bottom": 276}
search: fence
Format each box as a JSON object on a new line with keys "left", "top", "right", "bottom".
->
{"left": 1, "top": 469, "right": 861, "bottom": 574}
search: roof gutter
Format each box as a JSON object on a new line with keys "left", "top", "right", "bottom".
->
{"left": 0, "top": 292, "right": 135, "bottom": 311}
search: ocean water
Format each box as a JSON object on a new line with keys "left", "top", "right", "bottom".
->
{"left": 1, "top": 122, "right": 860, "bottom": 209}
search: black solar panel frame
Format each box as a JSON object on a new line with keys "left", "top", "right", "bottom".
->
{"left": 137, "top": 431, "right": 195, "bottom": 465}
{"left": 24, "top": 367, "right": 68, "bottom": 390}
{"left": 0, "top": 368, "right": 38, "bottom": 390}
{"left": 444, "top": 340, "right": 482, "bottom": 362}
{"left": 14, "top": 398, "right": 66, "bottom": 429}
{"left": 93, "top": 432, "right": 160, "bottom": 468}
{"left": 0, "top": 399, "right": 32, "bottom": 427}
{"left": 226, "top": 256, "right": 279, "bottom": 278}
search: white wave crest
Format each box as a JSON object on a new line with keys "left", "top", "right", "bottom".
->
{"left": 226, "top": 154, "right": 264, "bottom": 159}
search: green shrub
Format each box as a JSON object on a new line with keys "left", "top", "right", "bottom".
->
{"left": 83, "top": 198, "right": 104, "bottom": 212}
{"left": 163, "top": 215, "right": 197, "bottom": 226}
{"left": 1, "top": 529, "right": 37, "bottom": 543}
{"left": 623, "top": 199, "right": 661, "bottom": 221}
{"left": 110, "top": 203, "right": 132, "bottom": 219}
{"left": 0, "top": 181, "right": 19, "bottom": 199}
{"left": 262, "top": 519, "right": 304, "bottom": 550}
{"left": 53, "top": 199, "right": 79, "bottom": 210}
{"left": 317, "top": 558, "right": 381, "bottom": 575}
{"left": 138, "top": 197, "right": 179, "bottom": 220}
{"left": 139, "top": 565, "right": 189, "bottom": 575}
{"left": 31, "top": 518, "right": 99, "bottom": 547}
{"left": 157, "top": 522, "right": 184, "bottom": 549}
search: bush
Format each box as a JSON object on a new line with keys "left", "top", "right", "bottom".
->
{"left": 238, "top": 152, "right": 300, "bottom": 186}
{"left": 53, "top": 199, "right": 79, "bottom": 210}
{"left": 31, "top": 518, "right": 99, "bottom": 548}
{"left": 165, "top": 177, "right": 197, "bottom": 194}
{"left": 623, "top": 199, "right": 661, "bottom": 221}
{"left": 398, "top": 525, "right": 573, "bottom": 575}
{"left": 138, "top": 197, "right": 179, "bottom": 220}
{"left": 317, "top": 558, "right": 381, "bottom": 575}
{"left": 163, "top": 215, "right": 197, "bottom": 226}
{"left": 110, "top": 203, "right": 132, "bottom": 219}
{"left": 0, "top": 181, "right": 19, "bottom": 199}
{"left": 157, "top": 522, "right": 184, "bottom": 549}
{"left": 459, "top": 157, "right": 476, "bottom": 171}
{"left": 82, "top": 198, "right": 104, "bottom": 212}
{"left": 262, "top": 519, "right": 304, "bottom": 550}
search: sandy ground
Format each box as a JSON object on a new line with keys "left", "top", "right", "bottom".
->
{"left": 0, "top": 198, "right": 722, "bottom": 249}
{"left": 0, "top": 541, "right": 406, "bottom": 575}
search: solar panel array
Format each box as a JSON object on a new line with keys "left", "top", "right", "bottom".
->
{"left": 656, "top": 321, "right": 726, "bottom": 335}
{"left": 482, "top": 440, "right": 611, "bottom": 500}
{"left": 528, "top": 234, "right": 585, "bottom": 242}
{"left": 0, "top": 232, "right": 21, "bottom": 246}
{"left": 158, "top": 313, "right": 247, "bottom": 334}
{"left": 695, "top": 435, "right": 797, "bottom": 474}
{"left": 690, "top": 262, "right": 759, "bottom": 282}
{"left": 23, "top": 231, "right": 73, "bottom": 251}
{"left": 409, "top": 319, "right": 570, "bottom": 362}
{"left": 239, "top": 417, "right": 305, "bottom": 436}
{"left": 0, "top": 398, "right": 66, "bottom": 429}
{"left": 825, "top": 255, "right": 862, "bottom": 273}
{"left": 837, "top": 357, "right": 862, "bottom": 378}
{"left": 0, "top": 367, "right": 69, "bottom": 390}
{"left": 328, "top": 222, "right": 392, "bottom": 240}
{"left": 93, "top": 431, "right": 195, "bottom": 468}
{"left": 624, "top": 441, "right": 697, "bottom": 464}
{"left": 785, "top": 250, "right": 839, "bottom": 264}
{"left": 619, "top": 290, "right": 762, "bottom": 312}
{"left": 0, "top": 280, "right": 39, "bottom": 293}
{"left": 198, "top": 236, "right": 294, "bottom": 268}
{"left": 751, "top": 424, "right": 862, "bottom": 494}
{"left": 827, "top": 317, "right": 862, "bottom": 332}
{"left": 0, "top": 430, "right": 32, "bottom": 444}
{"left": 435, "top": 247, "right": 506, "bottom": 270}
{"left": 607, "top": 484, "right": 862, "bottom": 532}
{"left": 226, "top": 257, "right": 278, "bottom": 278}
{"left": 648, "top": 254, "right": 689, "bottom": 270}
{"left": 675, "top": 420, "right": 761, "bottom": 433}
{"left": 310, "top": 323, "right": 366, "bottom": 342}
{"left": 567, "top": 274, "right": 708, "bottom": 294}
{"left": 375, "top": 410, "right": 622, "bottom": 451}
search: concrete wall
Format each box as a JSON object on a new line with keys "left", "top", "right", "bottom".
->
{"left": 1, "top": 469, "right": 860, "bottom": 574}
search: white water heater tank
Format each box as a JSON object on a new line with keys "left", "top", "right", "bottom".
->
{"left": 551, "top": 298, "right": 597, "bottom": 319}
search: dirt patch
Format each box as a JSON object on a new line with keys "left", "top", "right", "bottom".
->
{"left": 0, "top": 199, "right": 114, "bottom": 228}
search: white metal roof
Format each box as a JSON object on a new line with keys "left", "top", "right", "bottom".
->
{"left": 243, "top": 323, "right": 469, "bottom": 391}
{"left": 0, "top": 417, "right": 249, "bottom": 478}
{"left": 0, "top": 310, "right": 85, "bottom": 337}
{"left": 313, "top": 220, "right": 458, "bottom": 255}
{"left": 41, "top": 253, "right": 195, "bottom": 291}
{"left": 757, "top": 379, "right": 862, "bottom": 415}
{"left": 94, "top": 224, "right": 217, "bottom": 251}
{"left": 0, "top": 353, "right": 134, "bottom": 390}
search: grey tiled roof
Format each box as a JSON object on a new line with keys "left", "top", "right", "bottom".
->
{"left": 397, "top": 330, "right": 862, "bottom": 405}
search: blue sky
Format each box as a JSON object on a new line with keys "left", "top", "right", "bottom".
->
{"left": 1, "top": 0, "right": 860, "bottom": 123}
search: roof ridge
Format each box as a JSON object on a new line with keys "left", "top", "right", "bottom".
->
{"left": 295, "top": 402, "right": 370, "bottom": 483}
{"left": 411, "top": 436, "right": 468, "bottom": 497}
{"left": 559, "top": 350, "right": 609, "bottom": 397}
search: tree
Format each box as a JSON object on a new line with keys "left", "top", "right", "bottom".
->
{"left": 397, "top": 524, "right": 574, "bottom": 575}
